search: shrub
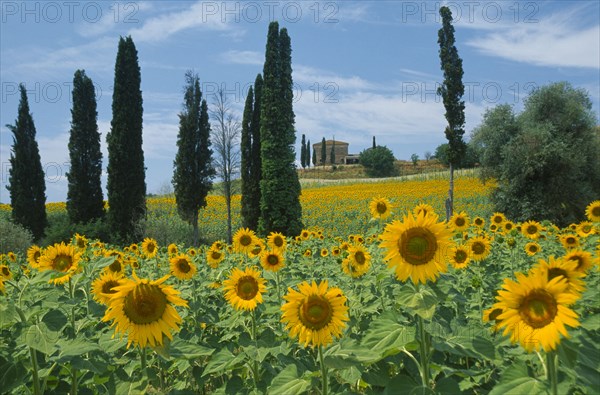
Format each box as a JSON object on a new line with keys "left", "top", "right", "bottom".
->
{"left": 0, "top": 213, "right": 34, "bottom": 254}
{"left": 359, "top": 146, "right": 397, "bottom": 177}
{"left": 42, "top": 212, "right": 111, "bottom": 246}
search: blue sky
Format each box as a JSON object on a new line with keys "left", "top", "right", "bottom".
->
{"left": 1, "top": 1, "right": 598, "bottom": 203}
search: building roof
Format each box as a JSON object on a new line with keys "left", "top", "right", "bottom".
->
{"left": 312, "top": 140, "right": 349, "bottom": 146}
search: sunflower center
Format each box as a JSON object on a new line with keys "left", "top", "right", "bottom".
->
{"left": 519, "top": 289, "right": 558, "bottom": 329}
{"left": 529, "top": 245, "right": 538, "bottom": 253}
{"left": 1, "top": 267, "right": 9, "bottom": 276}
{"left": 354, "top": 251, "right": 366, "bottom": 265}
{"left": 240, "top": 235, "right": 252, "bottom": 247}
{"left": 455, "top": 250, "right": 468, "bottom": 263}
{"left": 147, "top": 243, "right": 156, "bottom": 253}
{"left": 123, "top": 283, "right": 167, "bottom": 325}
{"left": 526, "top": 225, "right": 538, "bottom": 235}
{"left": 211, "top": 251, "right": 222, "bottom": 260}
{"left": 455, "top": 217, "right": 465, "bottom": 227}
{"left": 376, "top": 202, "right": 388, "bottom": 214}
{"left": 399, "top": 228, "right": 437, "bottom": 266}
{"left": 77, "top": 239, "right": 86, "bottom": 248}
{"left": 472, "top": 242, "right": 485, "bottom": 255}
{"left": 493, "top": 216, "right": 502, "bottom": 224}
{"left": 101, "top": 280, "right": 120, "bottom": 294}
{"left": 109, "top": 259, "right": 122, "bottom": 273}
{"left": 33, "top": 251, "right": 41, "bottom": 262}
{"left": 274, "top": 237, "right": 284, "bottom": 247}
{"left": 505, "top": 223, "right": 513, "bottom": 230}
{"left": 592, "top": 206, "right": 600, "bottom": 216}
{"left": 54, "top": 254, "right": 73, "bottom": 272}
{"left": 236, "top": 276, "right": 259, "bottom": 300}
{"left": 547, "top": 268, "right": 568, "bottom": 282}
{"left": 299, "top": 295, "right": 333, "bottom": 330}
{"left": 567, "top": 256, "right": 583, "bottom": 270}
{"left": 475, "top": 218, "right": 483, "bottom": 226}
{"left": 177, "top": 259, "right": 191, "bottom": 273}
{"left": 267, "top": 254, "right": 279, "bottom": 266}
{"left": 565, "top": 237, "right": 576, "bottom": 245}
{"left": 489, "top": 308, "right": 503, "bottom": 323}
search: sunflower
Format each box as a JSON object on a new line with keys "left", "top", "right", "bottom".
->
{"left": 248, "top": 240, "right": 266, "bottom": 259}
{"left": 300, "top": 229, "right": 311, "bottom": 240}
{"left": 167, "top": 244, "right": 178, "bottom": 256}
{"left": 525, "top": 242, "right": 541, "bottom": 256}
{"left": 267, "top": 232, "right": 287, "bottom": 252}
{"left": 0, "top": 265, "right": 12, "bottom": 280}
{"left": 38, "top": 242, "right": 81, "bottom": 285}
{"left": 206, "top": 247, "right": 225, "bottom": 269}
{"left": 489, "top": 224, "right": 498, "bottom": 232}
{"left": 559, "top": 234, "right": 579, "bottom": 250}
{"left": 473, "top": 217, "right": 485, "bottom": 228}
{"left": 448, "top": 244, "right": 470, "bottom": 269}
{"left": 187, "top": 248, "right": 197, "bottom": 257}
{"left": 502, "top": 221, "right": 516, "bottom": 234}
{"left": 303, "top": 249, "right": 312, "bottom": 257}
{"left": 449, "top": 211, "right": 470, "bottom": 232}
{"left": 521, "top": 220, "right": 543, "bottom": 239}
{"left": 141, "top": 238, "right": 159, "bottom": 258}
{"left": 129, "top": 243, "right": 140, "bottom": 255}
{"left": 379, "top": 212, "right": 452, "bottom": 284}
{"left": 585, "top": 200, "right": 600, "bottom": 222}
{"left": 91, "top": 271, "right": 125, "bottom": 305}
{"left": 576, "top": 221, "right": 596, "bottom": 238}
{"left": 260, "top": 250, "right": 285, "bottom": 272}
{"left": 412, "top": 203, "right": 437, "bottom": 219}
{"left": 211, "top": 240, "right": 225, "bottom": 251}
{"left": 331, "top": 246, "right": 341, "bottom": 257}
{"left": 104, "top": 252, "right": 126, "bottom": 276}
{"left": 483, "top": 307, "right": 503, "bottom": 333}
{"left": 222, "top": 267, "right": 267, "bottom": 311}
{"left": 320, "top": 248, "right": 329, "bottom": 257}
{"left": 7, "top": 252, "right": 16, "bottom": 262}
{"left": 563, "top": 250, "right": 593, "bottom": 273}
{"left": 170, "top": 254, "right": 197, "bottom": 280}
{"left": 233, "top": 228, "right": 259, "bottom": 255}
{"left": 532, "top": 256, "right": 585, "bottom": 296}
{"left": 490, "top": 212, "right": 507, "bottom": 226}
{"left": 468, "top": 236, "right": 491, "bottom": 261}
{"left": 102, "top": 273, "right": 188, "bottom": 348}
{"left": 492, "top": 271, "right": 580, "bottom": 352}
{"left": 27, "top": 245, "right": 43, "bottom": 268}
{"left": 0, "top": 278, "right": 5, "bottom": 295}
{"left": 341, "top": 244, "right": 371, "bottom": 278}
{"left": 74, "top": 233, "right": 88, "bottom": 250}
{"left": 369, "top": 197, "right": 393, "bottom": 220}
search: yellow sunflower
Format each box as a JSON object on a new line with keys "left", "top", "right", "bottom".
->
{"left": 468, "top": 236, "right": 491, "bottom": 261}
{"left": 74, "top": 233, "right": 88, "bottom": 250}
{"left": 449, "top": 211, "right": 470, "bottom": 232}
{"left": 448, "top": 244, "right": 470, "bottom": 269}
{"left": 141, "top": 238, "right": 159, "bottom": 258}
{"left": 341, "top": 244, "right": 372, "bottom": 278}
{"left": 206, "top": 247, "right": 225, "bottom": 269}
{"left": 167, "top": 244, "right": 178, "bottom": 256}
{"left": 248, "top": 240, "right": 266, "bottom": 259}
{"left": 303, "top": 249, "right": 312, "bottom": 257}
{"left": 320, "top": 248, "right": 329, "bottom": 257}
{"left": 563, "top": 250, "right": 594, "bottom": 273}
{"left": 169, "top": 254, "right": 197, "bottom": 280}
{"left": 493, "top": 271, "right": 580, "bottom": 352}
{"left": 222, "top": 267, "right": 267, "bottom": 311}
{"left": 521, "top": 220, "right": 543, "bottom": 239}
{"left": 233, "top": 228, "right": 259, "bottom": 255}
{"left": 281, "top": 280, "right": 349, "bottom": 348}
{"left": 187, "top": 248, "right": 197, "bottom": 257}
{"left": 490, "top": 212, "right": 507, "bottom": 226}
{"left": 369, "top": 197, "right": 393, "bottom": 220}
{"left": 91, "top": 271, "right": 125, "bottom": 305}
{"left": 27, "top": 245, "right": 43, "bottom": 269}
{"left": 379, "top": 212, "right": 452, "bottom": 284}
{"left": 211, "top": 240, "right": 225, "bottom": 251}
{"left": 267, "top": 232, "right": 287, "bottom": 252}
{"left": 412, "top": 203, "right": 437, "bottom": 219}
{"left": 0, "top": 278, "right": 5, "bottom": 295}
{"left": 483, "top": 306, "right": 503, "bottom": 333}
{"left": 0, "top": 265, "right": 12, "bottom": 280}
{"left": 38, "top": 242, "right": 81, "bottom": 285}
{"left": 576, "top": 221, "right": 596, "bottom": 238}
{"left": 103, "top": 252, "right": 126, "bottom": 276}
{"left": 7, "top": 252, "right": 16, "bottom": 262}
{"left": 532, "top": 256, "right": 585, "bottom": 296}
{"left": 525, "top": 242, "right": 541, "bottom": 256}
{"left": 260, "top": 250, "right": 285, "bottom": 272}
{"left": 102, "top": 273, "right": 188, "bottom": 348}
{"left": 502, "top": 221, "right": 516, "bottom": 234}
{"left": 585, "top": 200, "right": 600, "bottom": 222}
{"left": 300, "top": 229, "right": 311, "bottom": 240}
{"left": 473, "top": 217, "right": 485, "bottom": 228}
{"left": 331, "top": 246, "right": 341, "bottom": 257}
{"left": 129, "top": 243, "right": 139, "bottom": 255}
{"left": 559, "top": 234, "right": 579, "bottom": 250}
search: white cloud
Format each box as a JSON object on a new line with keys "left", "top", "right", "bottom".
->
{"left": 294, "top": 65, "right": 375, "bottom": 91}
{"left": 219, "top": 50, "right": 264, "bottom": 66}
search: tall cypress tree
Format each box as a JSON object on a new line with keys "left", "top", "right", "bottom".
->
{"left": 173, "top": 71, "right": 215, "bottom": 245}
{"left": 306, "top": 139, "right": 311, "bottom": 168}
{"left": 300, "top": 134, "right": 307, "bottom": 168}
{"left": 321, "top": 137, "right": 326, "bottom": 166}
{"left": 240, "top": 86, "right": 254, "bottom": 229}
{"left": 106, "top": 36, "right": 145, "bottom": 243}
{"left": 66, "top": 70, "right": 104, "bottom": 224}
{"left": 373, "top": 136, "right": 376, "bottom": 148}
{"left": 437, "top": 6, "right": 465, "bottom": 219}
{"left": 312, "top": 143, "right": 317, "bottom": 167}
{"left": 258, "top": 22, "right": 303, "bottom": 236}
{"left": 6, "top": 84, "right": 47, "bottom": 240}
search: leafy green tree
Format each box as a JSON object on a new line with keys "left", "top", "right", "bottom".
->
{"left": 306, "top": 139, "right": 311, "bottom": 168}
{"left": 6, "top": 84, "right": 47, "bottom": 240}
{"left": 173, "top": 71, "right": 215, "bottom": 245}
{"left": 66, "top": 70, "right": 104, "bottom": 224}
{"left": 411, "top": 153, "right": 419, "bottom": 166}
{"left": 312, "top": 143, "right": 317, "bottom": 167}
{"left": 106, "top": 36, "right": 145, "bottom": 243}
{"left": 321, "top": 137, "right": 326, "bottom": 166}
{"left": 330, "top": 138, "right": 336, "bottom": 165}
{"left": 258, "top": 22, "right": 303, "bottom": 236}
{"left": 473, "top": 82, "right": 600, "bottom": 226}
{"left": 437, "top": 6, "right": 466, "bottom": 219}
{"left": 359, "top": 146, "right": 396, "bottom": 177}
{"left": 300, "top": 134, "right": 307, "bottom": 168}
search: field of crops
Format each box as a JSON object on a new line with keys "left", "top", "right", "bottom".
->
{"left": 0, "top": 175, "right": 599, "bottom": 394}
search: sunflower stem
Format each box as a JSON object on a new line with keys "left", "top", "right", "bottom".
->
{"left": 275, "top": 272, "right": 284, "bottom": 332}
{"left": 251, "top": 309, "right": 260, "bottom": 388}
{"left": 68, "top": 279, "right": 79, "bottom": 395}
{"left": 547, "top": 350, "right": 558, "bottom": 395}
{"left": 140, "top": 347, "right": 148, "bottom": 378}
{"left": 29, "top": 347, "right": 42, "bottom": 395}
{"left": 417, "top": 315, "right": 430, "bottom": 388}
{"left": 318, "top": 345, "right": 328, "bottom": 395}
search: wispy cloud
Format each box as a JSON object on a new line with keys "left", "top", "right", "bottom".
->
{"left": 219, "top": 50, "right": 264, "bottom": 66}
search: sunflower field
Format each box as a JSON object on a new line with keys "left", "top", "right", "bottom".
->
{"left": 0, "top": 176, "right": 599, "bottom": 395}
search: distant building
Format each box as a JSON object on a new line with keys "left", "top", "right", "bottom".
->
{"left": 313, "top": 140, "right": 360, "bottom": 165}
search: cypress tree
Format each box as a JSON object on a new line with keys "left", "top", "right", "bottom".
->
{"left": 173, "top": 71, "right": 215, "bottom": 245}
{"left": 373, "top": 136, "right": 376, "bottom": 148}
{"left": 106, "top": 36, "right": 146, "bottom": 243}
{"left": 241, "top": 86, "right": 254, "bottom": 229}
{"left": 311, "top": 142, "right": 317, "bottom": 166}
{"left": 321, "top": 137, "right": 326, "bottom": 166}
{"left": 258, "top": 22, "right": 303, "bottom": 236}
{"left": 66, "top": 70, "right": 104, "bottom": 224}
{"left": 330, "top": 138, "right": 336, "bottom": 165}
{"left": 300, "top": 134, "right": 307, "bottom": 168}
{"left": 306, "top": 139, "right": 311, "bottom": 168}
{"left": 437, "top": 6, "right": 465, "bottom": 219}
{"left": 6, "top": 84, "right": 47, "bottom": 240}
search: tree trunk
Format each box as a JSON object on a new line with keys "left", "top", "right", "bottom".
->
{"left": 225, "top": 181, "right": 232, "bottom": 244}
{"left": 192, "top": 210, "right": 199, "bottom": 247}
{"left": 446, "top": 163, "right": 454, "bottom": 221}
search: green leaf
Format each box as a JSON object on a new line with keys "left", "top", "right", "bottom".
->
{"left": 362, "top": 313, "right": 415, "bottom": 358}
{"left": 489, "top": 361, "right": 547, "bottom": 395}
{"left": 0, "top": 357, "right": 27, "bottom": 393}
{"left": 268, "top": 364, "right": 311, "bottom": 395}
{"left": 0, "top": 304, "right": 19, "bottom": 328}
{"left": 56, "top": 338, "right": 100, "bottom": 360}
{"left": 202, "top": 348, "right": 244, "bottom": 377}
{"left": 42, "top": 309, "right": 69, "bottom": 332}
{"left": 435, "top": 377, "right": 461, "bottom": 394}
{"left": 168, "top": 339, "right": 215, "bottom": 360}
{"left": 324, "top": 339, "right": 380, "bottom": 368}
{"left": 433, "top": 335, "right": 495, "bottom": 361}
{"left": 396, "top": 285, "right": 438, "bottom": 320}
{"left": 384, "top": 374, "right": 433, "bottom": 395}
{"left": 24, "top": 322, "right": 59, "bottom": 355}
{"left": 576, "top": 329, "right": 600, "bottom": 391}
{"left": 115, "top": 379, "right": 148, "bottom": 395}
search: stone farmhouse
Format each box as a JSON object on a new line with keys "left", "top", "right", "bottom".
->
{"left": 312, "top": 140, "right": 360, "bottom": 165}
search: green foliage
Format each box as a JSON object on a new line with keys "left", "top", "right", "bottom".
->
{"left": 300, "top": 134, "right": 307, "bottom": 168}
{"left": 410, "top": 153, "right": 419, "bottom": 166}
{"left": 173, "top": 71, "right": 215, "bottom": 244}
{"left": 241, "top": 86, "right": 254, "bottom": 228}
{"left": 258, "top": 22, "right": 303, "bottom": 236}
{"left": 437, "top": 6, "right": 466, "bottom": 167}
{"left": 0, "top": 213, "right": 34, "bottom": 254}
{"left": 434, "top": 142, "right": 479, "bottom": 168}
{"left": 306, "top": 139, "right": 311, "bottom": 168}
{"left": 6, "top": 84, "right": 47, "bottom": 241}
{"left": 66, "top": 70, "right": 104, "bottom": 224}
{"left": 473, "top": 82, "right": 600, "bottom": 226}
{"left": 321, "top": 137, "right": 327, "bottom": 165}
{"left": 312, "top": 143, "right": 317, "bottom": 166}
{"left": 41, "top": 212, "right": 110, "bottom": 246}
{"left": 359, "top": 146, "right": 397, "bottom": 177}
{"left": 106, "top": 36, "right": 146, "bottom": 243}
